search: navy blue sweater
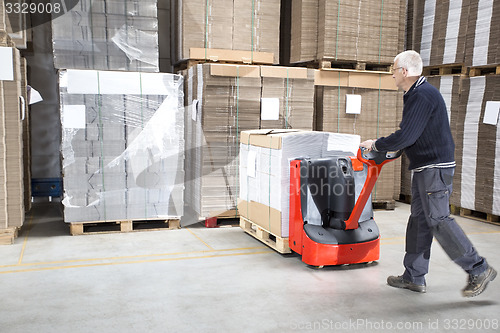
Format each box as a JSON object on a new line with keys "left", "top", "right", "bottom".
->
{"left": 374, "top": 77, "right": 455, "bottom": 170}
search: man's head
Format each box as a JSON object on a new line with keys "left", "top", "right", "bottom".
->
{"left": 392, "top": 50, "right": 423, "bottom": 91}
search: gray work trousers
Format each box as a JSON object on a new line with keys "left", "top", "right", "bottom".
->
{"left": 402, "top": 167, "right": 488, "bottom": 285}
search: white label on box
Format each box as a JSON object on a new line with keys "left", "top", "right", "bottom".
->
{"left": 63, "top": 105, "right": 86, "bottom": 129}
{"left": 0, "top": 47, "right": 14, "bottom": 81}
{"left": 192, "top": 100, "right": 199, "bottom": 121}
{"left": 483, "top": 101, "right": 500, "bottom": 125}
{"left": 261, "top": 98, "right": 280, "bottom": 120}
{"left": 346, "top": 94, "right": 362, "bottom": 114}
{"left": 247, "top": 150, "right": 257, "bottom": 178}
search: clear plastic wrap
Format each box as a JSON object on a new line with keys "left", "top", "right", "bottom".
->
{"left": 59, "top": 69, "right": 184, "bottom": 222}
{"left": 51, "top": 0, "right": 159, "bottom": 72}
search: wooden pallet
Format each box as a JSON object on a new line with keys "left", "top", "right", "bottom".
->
{"left": 292, "top": 59, "right": 392, "bottom": 72}
{"left": 422, "top": 64, "right": 466, "bottom": 76}
{"left": 398, "top": 194, "right": 412, "bottom": 204}
{"left": 239, "top": 217, "right": 291, "bottom": 254}
{"left": 468, "top": 64, "right": 500, "bottom": 77}
{"left": 201, "top": 209, "right": 240, "bottom": 228}
{"left": 69, "top": 219, "right": 180, "bottom": 236}
{"left": 0, "top": 227, "right": 19, "bottom": 245}
{"left": 451, "top": 207, "right": 500, "bottom": 225}
{"left": 174, "top": 48, "right": 275, "bottom": 72}
{"left": 372, "top": 199, "right": 396, "bottom": 210}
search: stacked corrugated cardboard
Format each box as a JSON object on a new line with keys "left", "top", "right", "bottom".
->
{"left": 291, "top": 0, "right": 405, "bottom": 64}
{"left": 0, "top": 2, "right": 29, "bottom": 48}
{"left": 0, "top": 46, "right": 25, "bottom": 233}
{"left": 454, "top": 76, "right": 500, "bottom": 216}
{"left": 59, "top": 69, "right": 184, "bottom": 222}
{"left": 315, "top": 70, "right": 402, "bottom": 201}
{"left": 20, "top": 58, "right": 31, "bottom": 212}
{"left": 183, "top": 63, "right": 315, "bottom": 219}
{"left": 413, "top": 0, "right": 499, "bottom": 67}
{"left": 465, "top": 0, "right": 500, "bottom": 67}
{"left": 51, "top": 0, "right": 159, "bottom": 72}
{"left": 238, "top": 129, "right": 361, "bottom": 237}
{"left": 412, "top": 0, "right": 471, "bottom": 66}
{"left": 171, "top": 0, "right": 280, "bottom": 64}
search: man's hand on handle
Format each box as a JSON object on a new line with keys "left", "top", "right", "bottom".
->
{"left": 359, "top": 139, "right": 377, "bottom": 152}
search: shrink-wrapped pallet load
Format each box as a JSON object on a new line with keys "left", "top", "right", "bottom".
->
{"left": 238, "top": 129, "right": 361, "bottom": 237}
{"left": 51, "top": 0, "right": 159, "bottom": 72}
{"left": 59, "top": 69, "right": 184, "bottom": 222}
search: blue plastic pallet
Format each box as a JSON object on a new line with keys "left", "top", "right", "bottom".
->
{"left": 31, "top": 178, "right": 63, "bottom": 197}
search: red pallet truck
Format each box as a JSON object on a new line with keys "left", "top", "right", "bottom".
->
{"left": 289, "top": 148, "right": 401, "bottom": 267}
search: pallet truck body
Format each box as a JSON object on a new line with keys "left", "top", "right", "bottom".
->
{"left": 289, "top": 148, "right": 401, "bottom": 266}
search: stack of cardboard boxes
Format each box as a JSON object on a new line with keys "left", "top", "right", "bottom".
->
{"left": 315, "top": 70, "right": 403, "bottom": 201}
{"left": 409, "top": 0, "right": 500, "bottom": 217}
{"left": 183, "top": 63, "right": 315, "bottom": 219}
{"left": 0, "top": 45, "right": 25, "bottom": 242}
{"left": 171, "top": 0, "right": 281, "bottom": 65}
{"left": 290, "top": 0, "right": 405, "bottom": 64}
{"left": 412, "top": 0, "right": 500, "bottom": 67}
{"left": 454, "top": 76, "right": 500, "bottom": 216}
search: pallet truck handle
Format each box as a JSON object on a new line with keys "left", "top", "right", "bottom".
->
{"left": 343, "top": 148, "right": 402, "bottom": 230}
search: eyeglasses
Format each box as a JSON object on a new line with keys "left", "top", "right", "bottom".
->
{"left": 391, "top": 66, "right": 403, "bottom": 74}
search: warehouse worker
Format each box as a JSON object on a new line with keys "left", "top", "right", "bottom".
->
{"left": 360, "top": 50, "right": 496, "bottom": 297}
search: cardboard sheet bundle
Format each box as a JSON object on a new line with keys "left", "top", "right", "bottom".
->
{"left": 290, "top": 0, "right": 405, "bottom": 64}
{"left": 314, "top": 70, "right": 402, "bottom": 201}
{"left": 0, "top": 1, "right": 28, "bottom": 48}
{"left": 238, "top": 129, "right": 361, "bottom": 237}
{"left": 59, "top": 69, "right": 184, "bottom": 223}
{"left": 0, "top": 46, "right": 24, "bottom": 229}
{"left": 171, "top": 0, "right": 281, "bottom": 64}
{"left": 413, "top": 0, "right": 500, "bottom": 67}
{"left": 455, "top": 75, "right": 500, "bottom": 216}
{"left": 51, "top": 0, "right": 159, "bottom": 72}
{"left": 183, "top": 63, "right": 315, "bottom": 219}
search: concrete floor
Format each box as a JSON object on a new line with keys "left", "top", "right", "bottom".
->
{"left": 0, "top": 201, "right": 499, "bottom": 333}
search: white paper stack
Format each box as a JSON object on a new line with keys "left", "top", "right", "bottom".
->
{"left": 239, "top": 129, "right": 360, "bottom": 237}
{"left": 51, "top": 0, "right": 159, "bottom": 72}
{"left": 59, "top": 69, "right": 184, "bottom": 222}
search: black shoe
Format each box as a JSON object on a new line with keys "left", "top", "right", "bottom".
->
{"left": 462, "top": 266, "right": 497, "bottom": 298}
{"left": 387, "top": 275, "right": 426, "bottom": 293}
